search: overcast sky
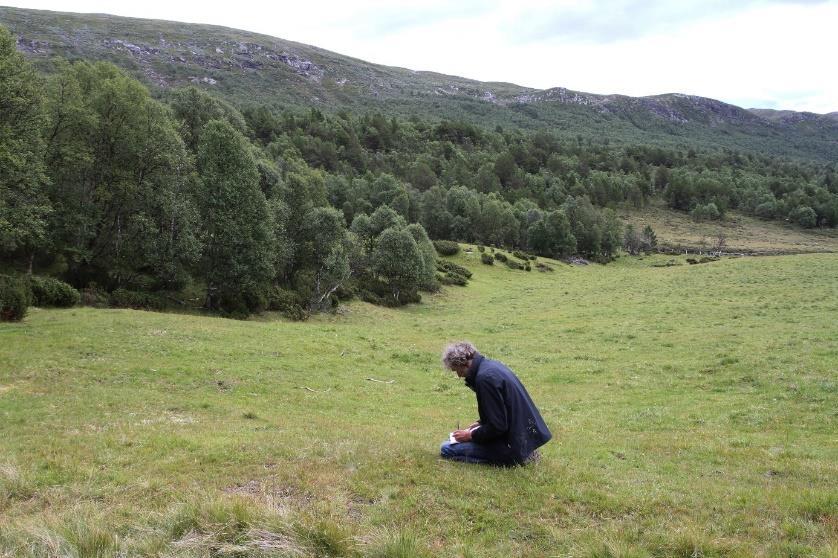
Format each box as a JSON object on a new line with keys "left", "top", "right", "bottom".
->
{"left": 4, "top": 0, "right": 836, "bottom": 113}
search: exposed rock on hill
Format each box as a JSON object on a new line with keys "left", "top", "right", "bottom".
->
{"left": 2, "top": 6, "right": 836, "bottom": 161}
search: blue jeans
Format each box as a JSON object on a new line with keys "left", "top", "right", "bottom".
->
{"left": 440, "top": 440, "right": 513, "bottom": 465}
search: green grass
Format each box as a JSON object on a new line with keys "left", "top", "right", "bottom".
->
{"left": 1, "top": 251, "right": 837, "bottom": 556}
{"left": 622, "top": 201, "right": 838, "bottom": 254}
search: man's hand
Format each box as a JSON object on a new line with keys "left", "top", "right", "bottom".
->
{"left": 453, "top": 429, "right": 473, "bottom": 442}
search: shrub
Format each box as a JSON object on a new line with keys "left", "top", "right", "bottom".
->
{"left": 525, "top": 263, "right": 531, "bottom": 271}
{"left": 512, "top": 250, "right": 530, "bottom": 261}
{"left": 480, "top": 253, "right": 494, "bottom": 265}
{"left": 437, "top": 272, "right": 468, "bottom": 286}
{"left": 110, "top": 289, "right": 168, "bottom": 310}
{"left": 0, "top": 275, "right": 29, "bottom": 321}
{"left": 361, "top": 277, "right": 421, "bottom": 307}
{"left": 690, "top": 202, "right": 721, "bottom": 221}
{"left": 29, "top": 276, "right": 80, "bottom": 308}
{"left": 432, "top": 240, "right": 460, "bottom": 256}
{"left": 535, "top": 262, "right": 553, "bottom": 272}
{"left": 754, "top": 201, "right": 778, "bottom": 219}
{"left": 268, "top": 286, "right": 308, "bottom": 321}
{"left": 493, "top": 252, "right": 508, "bottom": 262}
{"left": 80, "top": 284, "right": 110, "bottom": 307}
{"left": 504, "top": 259, "right": 523, "bottom": 270}
{"left": 477, "top": 245, "right": 485, "bottom": 253}
{"left": 789, "top": 206, "right": 817, "bottom": 228}
{"left": 437, "top": 260, "right": 472, "bottom": 279}
{"left": 651, "top": 259, "right": 681, "bottom": 267}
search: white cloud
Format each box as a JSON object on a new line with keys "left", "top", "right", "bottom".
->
{"left": 3, "top": 0, "right": 836, "bottom": 113}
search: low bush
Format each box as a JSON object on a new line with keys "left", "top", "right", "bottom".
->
{"left": 512, "top": 250, "right": 530, "bottom": 261}
{"left": 360, "top": 278, "right": 422, "bottom": 307}
{"left": 477, "top": 245, "right": 485, "bottom": 253}
{"left": 437, "top": 260, "right": 472, "bottom": 279}
{"left": 437, "top": 272, "right": 468, "bottom": 286}
{"left": 29, "top": 276, "right": 80, "bottom": 308}
{"left": 268, "top": 286, "right": 308, "bottom": 321}
{"left": 0, "top": 275, "right": 29, "bottom": 322}
{"left": 80, "top": 284, "right": 110, "bottom": 307}
{"left": 789, "top": 206, "right": 817, "bottom": 228}
{"left": 652, "top": 259, "right": 682, "bottom": 267}
{"left": 480, "top": 253, "right": 494, "bottom": 265}
{"left": 493, "top": 252, "right": 507, "bottom": 262}
{"left": 504, "top": 259, "right": 523, "bottom": 270}
{"left": 535, "top": 262, "right": 553, "bottom": 272}
{"left": 110, "top": 289, "right": 168, "bottom": 310}
{"left": 432, "top": 240, "right": 460, "bottom": 256}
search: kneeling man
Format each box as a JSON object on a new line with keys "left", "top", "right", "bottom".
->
{"left": 440, "top": 341, "right": 551, "bottom": 465}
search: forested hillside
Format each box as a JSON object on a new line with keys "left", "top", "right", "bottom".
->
{"left": 1, "top": 19, "right": 837, "bottom": 321}
{"left": 2, "top": 6, "right": 838, "bottom": 162}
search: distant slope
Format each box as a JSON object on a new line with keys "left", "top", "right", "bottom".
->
{"left": 2, "top": 6, "right": 837, "bottom": 161}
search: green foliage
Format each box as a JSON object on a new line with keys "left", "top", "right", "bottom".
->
{"left": 691, "top": 202, "right": 722, "bottom": 221}
{"left": 436, "top": 260, "right": 472, "bottom": 279}
{"left": 528, "top": 210, "right": 577, "bottom": 259}
{"left": 642, "top": 225, "right": 658, "bottom": 251}
{"left": 80, "top": 284, "right": 110, "bottom": 307}
{"left": 0, "top": 26, "right": 50, "bottom": 260}
{"left": 169, "top": 85, "right": 247, "bottom": 152}
{"left": 437, "top": 271, "right": 468, "bottom": 286}
{"left": 789, "top": 206, "right": 817, "bottom": 228}
{"left": 493, "top": 252, "right": 508, "bottom": 262}
{"left": 372, "top": 227, "right": 423, "bottom": 304}
{"left": 563, "top": 197, "right": 621, "bottom": 259}
{"left": 267, "top": 285, "right": 308, "bottom": 320}
{"left": 0, "top": 274, "right": 28, "bottom": 321}
{"left": 109, "top": 288, "right": 168, "bottom": 310}
{"left": 29, "top": 275, "right": 79, "bottom": 307}
{"left": 2, "top": 16, "right": 837, "bottom": 320}
{"left": 196, "top": 119, "right": 274, "bottom": 315}
{"left": 432, "top": 240, "right": 460, "bottom": 256}
{"left": 406, "top": 223, "right": 439, "bottom": 292}
{"left": 42, "top": 60, "right": 198, "bottom": 290}
{"left": 297, "top": 206, "right": 352, "bottom": 311}
{"left": 480, "top": 252, "right": 494, "bottom": 265}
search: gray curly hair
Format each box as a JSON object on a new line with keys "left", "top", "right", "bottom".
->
{"left": 441, "top": 341, "right": 477, "bottom": 370}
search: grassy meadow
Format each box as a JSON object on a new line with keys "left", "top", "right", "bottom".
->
{"left": 1, "top": 251, "right": 836, "bottom": 557}
{"left": 622, "top": 202, "right": 838, "bottom": 254}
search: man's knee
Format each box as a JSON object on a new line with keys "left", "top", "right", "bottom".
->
{"left": 440, "top": 441, "right": 455, "bottom": 458}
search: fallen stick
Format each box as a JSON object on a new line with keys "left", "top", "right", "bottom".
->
{"left": 365, "top": 377, "right": 395, "bottom": 384}
{"left": 299, "top": 386, "right": 330, "bottom": 393}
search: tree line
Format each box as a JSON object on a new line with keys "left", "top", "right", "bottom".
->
{"left": 2, "top": 25, "right": 835, "bottom": 319}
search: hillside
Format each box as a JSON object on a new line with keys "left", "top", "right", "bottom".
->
{"left": 2, "top": 6, "right": 837, "bottom": 162}
{"left": 2, "top": 252, "right": 836, "bottom": 556}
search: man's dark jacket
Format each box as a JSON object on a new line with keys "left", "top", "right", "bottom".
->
{"left": 465, "top": 353, "right": 552, "bottom": 464}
